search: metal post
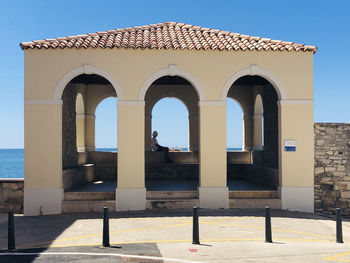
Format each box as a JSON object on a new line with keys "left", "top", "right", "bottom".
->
{"left": 265, "top": 207, "right": 272, "bottom": 243}
{"left": 102, "top": 207, "right": 110, "bottom": 247}
{"left": 192, "top": 206, "right": 200, "bottom": 244}
{"left": 336, "top": 208, "right": 343, "bottom": 243}
{"left": 8, "top": 211, "right": 15, "bottom": 251}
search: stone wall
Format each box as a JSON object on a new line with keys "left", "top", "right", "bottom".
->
{"left": 88, "top": 151, "right": 117, "bottom": 181}
{"left": 62, "top": 84, "right": 78, "bottom": 169}
{"left": 146, "top": 164, "right": 199, "bottom": 179}
{"left": 262, "top": 84, "right": 279, "bottom": 169}
{"left": 227, "top": 164, "right": 279, "bottom": 189}
{"left": 0, "top": 179, "right": 24, "bottom": 213}
{"left": 314, "top": 123, "right": 350, "bottom": 215}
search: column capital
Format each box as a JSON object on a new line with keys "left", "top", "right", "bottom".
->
{"left": 76, "top": 114, "right": 95, "bottom": 119}
{"left": 243, "top": 114, "right": 263, "bottom": 120}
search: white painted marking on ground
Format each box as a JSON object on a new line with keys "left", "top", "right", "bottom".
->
{"left": 0, "top": 252, "right": 205, "bottom": 263}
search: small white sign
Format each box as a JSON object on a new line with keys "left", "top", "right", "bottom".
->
{"left": 284, "top": 139, "right": 296, "bottom": 152}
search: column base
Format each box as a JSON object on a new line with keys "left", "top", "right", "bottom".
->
{"left": 198, "top": 186, "right": 229, "bottom": 209}
{"left": 24, "top": 188, "right": 63, "bottom": 216}
{"left": 244, "top": 146, "right": 254, "bottom": 151}
{"left": 85, "top": 146, "right": 96, "bottom": 152}
{"left": 189, "top": 146, "right": 199, "bottom": 152}
{"left": 281, "top": 186, "right": 314, "bottom": 213}
{"left": 116, "top": 188, "right": 146, "bottom": 211}
{"left": 253, "top": 146, "right": 264, "bottom": 151}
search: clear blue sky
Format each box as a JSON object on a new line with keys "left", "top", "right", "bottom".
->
{"left": 0, "top": 0, "right": 349, "bottom": 148}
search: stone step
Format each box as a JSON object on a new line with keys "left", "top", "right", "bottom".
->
{"left": 64, "top": 191, "right": 115, "bottom": 201}
{"left": 229, "top": 190, "right": 278, "bottom": 199}
{"left": 229, "top": 199, "right": 281, "bottom": 209}
{"left": 62, "top": 200, "right": 116, "bottom": 213}
{"left": 146, "top": 191, "right": 197, "bottom": 199}
{"left": 146, "top": 199, "right": 199, "bottom": 209}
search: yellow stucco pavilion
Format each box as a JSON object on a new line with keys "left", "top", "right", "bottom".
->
{"left": 21, "top": 22, "right": 317, "bottom": 216}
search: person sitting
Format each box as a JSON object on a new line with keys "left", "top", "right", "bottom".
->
{"left": 151, "top": 130, "right": 172, "bottom": 163}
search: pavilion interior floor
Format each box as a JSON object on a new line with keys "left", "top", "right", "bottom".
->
{"left": 66, "top": 178, "right": 276, "bottom": 193}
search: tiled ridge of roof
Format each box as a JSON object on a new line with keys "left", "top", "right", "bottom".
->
{"left": 20, "top": 22, "right": 317, "bottom": 53}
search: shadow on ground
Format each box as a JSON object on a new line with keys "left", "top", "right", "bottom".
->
{"left": 0, "top": 244, "right": 163, "bottom": 263}
{"left": 0, "top": 208, "right": 343, "bottom": 263}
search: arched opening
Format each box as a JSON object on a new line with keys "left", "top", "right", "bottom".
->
{"left": 226, "top": 98, "right": 244, "bottom": 151}
{"left": 61, "top": 74, "right": 117, "bottom": 192}
{"left": 144, "top": 76, "right": 199, "bottom": 193}
{"left": 95, "top": 97, "right": 118, "bottom": 151}
{"left": 151, "top": 97, "right": 189, "bottom": 150}
{"left": 226, "top": 75, "right": 279, "bottom": 191}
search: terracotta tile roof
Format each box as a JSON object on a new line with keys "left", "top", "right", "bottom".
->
{"left": 20, "top": 22, "right": 317, "bottom": 53}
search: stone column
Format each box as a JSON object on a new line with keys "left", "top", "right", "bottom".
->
{"left": 243, "top": 115, "right": 254, "bottom": 151}
{"left": 24, "top": 102, "right": 63, "bottom": 216}
{"left": 76, "top": 85, "right": 86, "bottom": 152}
{"left": 145, "top": 114, "right": 152, "bottom": 151}
{"left": 253, "top": 114, "right": 264, "bottom": 150}
{"left": 116, "top": 101, "right": 146, "bottom": 211}
{"left": 84, "top": 114, "right": 96, "bottom": 151}
{"left": 198, "top": 101, "right": 228, "bottom": 209}
{"left": 189, "top": 114, "right": 199, "bottom": 151}
{"left": 278, "top": 101, "right": 314, "bottom": 213}
{"left": 76, "top": 114, "right": 86, "bottom": 152}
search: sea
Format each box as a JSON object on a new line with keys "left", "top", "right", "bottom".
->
{"left": 0, "top": 147, "right": 242, "bottom": 179}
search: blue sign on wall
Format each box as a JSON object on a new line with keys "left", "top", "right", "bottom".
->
{"left": 284, "top": 140, "right": 296, "bottom": 152}
{"left": 285, "top": 146, "right": 296, "bottom": 152}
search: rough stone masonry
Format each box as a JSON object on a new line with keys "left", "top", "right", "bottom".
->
{"left": 314, "top": 123, "right": 350, "bottom": 215}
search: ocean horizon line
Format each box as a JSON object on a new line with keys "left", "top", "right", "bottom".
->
{"left": 0, "top": 147, "right": 243, "bottom": 179}
{"left": 0, "top": 147, "right": 244, "bottom": 150}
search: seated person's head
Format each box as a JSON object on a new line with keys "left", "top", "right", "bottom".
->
{"left": 153, "top": 131, "right": 158, "bottom": 137}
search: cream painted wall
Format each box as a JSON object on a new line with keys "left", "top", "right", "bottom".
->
{"left": 117, "top": 104, "right": 144, "bottom": 188}
{"left": 279, "top": 103, "right": 314, "bottom": 187}
{"left": 24, "top": 47, "right": 314, "bottom": 213}
{"left": 199, "top": 104, "right": 227, "bottom": 187}
{"left": 24, "top": 49, "right": 313, "bottom": 102}
{"left": 24, "top": 103, "right": 62, "bottom": 188}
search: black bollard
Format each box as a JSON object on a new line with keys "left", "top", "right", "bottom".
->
{"left": 192, "top": 206, "right": 200, "bottom": 244}
{"left": 336, "top": 208, "right": 343, "bottom": 243}
{"left": 102, "top": 207, "right": 110, "bottom": 247}
{"left": 8, "top": 211, "right": 15, "bottom": 251}
{"left": 265, "top": 207, "right": 272, "bottom": 243}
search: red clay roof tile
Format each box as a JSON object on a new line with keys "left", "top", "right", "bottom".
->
{"left": 20, "top": 22, "right": 317, "bottom": 53}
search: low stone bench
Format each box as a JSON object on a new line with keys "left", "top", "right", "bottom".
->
{"left": 0, "top": 178, "right": 24, "bottom": 213}
{"left": 63, "top": 163, "right": 96, "bottom": 191}
{"left": 146, "top": 151, "right": 199, "bottom": 164}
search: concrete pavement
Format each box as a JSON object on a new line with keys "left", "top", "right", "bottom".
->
{"left": 0, "top": 209, "right": 349, "bottom": 262}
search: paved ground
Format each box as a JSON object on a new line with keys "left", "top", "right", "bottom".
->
{"left": 0, "top": 209, "right": 350, "bottom": 262}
